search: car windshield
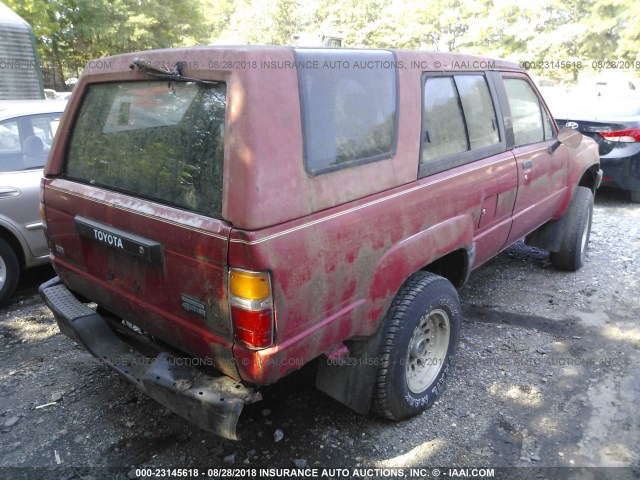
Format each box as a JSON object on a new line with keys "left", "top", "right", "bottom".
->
{"left": 65, "top": 81, "right": 226, "bottom": 217}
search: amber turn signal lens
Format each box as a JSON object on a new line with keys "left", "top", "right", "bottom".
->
{"left": 229, "top": 269, "right": 271, "bottom": 300}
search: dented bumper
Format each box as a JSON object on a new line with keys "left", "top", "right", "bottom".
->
{"left": 39, "top": 277, "right": 260, "bottom": 440}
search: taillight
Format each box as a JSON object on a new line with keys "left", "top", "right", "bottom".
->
{"left": 229, "top": 268, "right": 274, "bottom": 349}
{"left": 39, "top": 202, "right": 47, "bottom": 230}
{"left": 39, "top": 177, "right": 47, "bottom": 229}
{"left": 601, "top": 128, "right": 640, "bottom": 143}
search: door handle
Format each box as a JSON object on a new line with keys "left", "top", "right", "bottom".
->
{"left": 0, "top": 187, "right": 20, "bottom": 198}
{"left": 522, "top": 160, "right": 533, "bottom": 169}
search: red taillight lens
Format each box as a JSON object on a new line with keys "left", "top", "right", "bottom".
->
{"left": 231, "top": 308, "right": 273, "bottom": 348}
{"left": 229, "top": 269, "right": 274, "bottom": 350}
{"left": 601, "top": 128, "right": 640, "bottom": 143}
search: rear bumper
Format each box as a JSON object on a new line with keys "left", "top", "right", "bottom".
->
{"left": 600, "top": 146, "right": 640, "bottom": 192}
{"left": 39, "top": 277, "right": 261, "bottom": 440}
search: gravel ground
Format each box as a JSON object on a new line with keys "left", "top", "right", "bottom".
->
{"left": 0, "top": 187, "right": 638, "bottom": 479}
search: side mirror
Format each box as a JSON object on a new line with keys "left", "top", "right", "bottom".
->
{"left": 549, "top": 127, "right": 583, "bottom": 154}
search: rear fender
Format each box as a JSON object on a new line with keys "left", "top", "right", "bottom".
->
{"left": 368, "top": 215, "right": 474, "bottom": 326}
{"left": 317, "top": 215, "right": 474, "bottom": 415}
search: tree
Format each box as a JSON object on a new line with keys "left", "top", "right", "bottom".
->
{"left": 6, "top": 0, "right": 640, "bottom": 87}
{"left": 5, "top": 0, "right": 215, "bottom": 86}
{"left": 218, "top": 0, "right": 305, "bottom": 45}
{"left": 614, "top": 0, "right": 640, "bottom": 62}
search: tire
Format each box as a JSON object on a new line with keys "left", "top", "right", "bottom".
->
{"left": 550, "top": 186, "right": 593, "bottom": 271}
{"left": 373, "top": 271, "right": 461, "bottom": 420}
{"left": 630, "top": 190, "right": 640, "bottom": 204}
{"left": 0, "top": 238, "right": 20, "bottom": 308}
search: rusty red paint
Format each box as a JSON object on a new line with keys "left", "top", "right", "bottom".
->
{"left": 42, "top": 46, "right": 600, "bottom": 390}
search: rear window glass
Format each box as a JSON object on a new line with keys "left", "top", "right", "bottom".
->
{"left": 65, "top": 81, "right": 226, "bottom": 217}
{"left": 297, "top": 49, "right": 397, "bottom": 175}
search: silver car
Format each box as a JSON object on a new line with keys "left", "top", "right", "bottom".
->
{"left": 0, "top": 100, "right": 65, "bottom": 306}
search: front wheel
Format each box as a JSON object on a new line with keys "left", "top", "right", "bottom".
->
{"left": 373, "top": 271, "right": 461, "bottom": 420}
{"left": 0, "top": 238, "right": 20, "bottom": 308}
{"left": 550, "top": 186, "right": 594, "bottom": 271}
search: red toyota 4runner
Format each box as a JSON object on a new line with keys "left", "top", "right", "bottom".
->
{"left": 39, "top": 47, "right": 601, "bottom": 439}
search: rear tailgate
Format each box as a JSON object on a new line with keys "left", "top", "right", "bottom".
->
{"left": 42, "top": 79, "right": 238, "bottom": 378}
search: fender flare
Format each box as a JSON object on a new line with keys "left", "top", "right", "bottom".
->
{"left": 368, "top": 214, "right": 475, "bottom": 324}
{"left": 317, "top": 215, "right": 475, "bottom": 415}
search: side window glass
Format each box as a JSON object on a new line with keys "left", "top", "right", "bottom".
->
{"left": 504, "top": 78, "right": 544, "bottom": 146}
{"left": 297, "top": 50, "right": 397, "bottom": 175}
{"left": 542, "top": 109, "right": 554, "bottom": 140}
{"left": 0, "top": 119, "right": 22, "bottom": 172}
{"left": 23, "top": 114, "right": 62, "bottom": 169}
{"left": 0, "top": 114, "right": 63, "bottom": 172}
{"left": 31, "top": 114, "right": 61, "bottom": 149}
{"left": 0, "top": 119, "right": 20, "bottom": 153}
{"left": 455, "top": 75, "right": 500, "bottom": 149}
{"left": 421, "top": 77, "right": 468, "bottom": 164}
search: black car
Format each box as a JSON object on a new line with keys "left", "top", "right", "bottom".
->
{"left": 553, "top": 93, "right": 640, "bottom": 203}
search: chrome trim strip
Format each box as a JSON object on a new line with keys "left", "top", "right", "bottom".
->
{"left": 46, "top": 185, "right": 228, "bottom": 241}
{"left": 25, "top": 222, "right": 44, "bottom": 230}
{"left": 231, "top": 156, "right": 512, "bottom": 245}
{"left": 48, "top": 155, "right": 512, "bottom": 247}
{"left": 229, "top": 296, "right": 272, "bottom": 311}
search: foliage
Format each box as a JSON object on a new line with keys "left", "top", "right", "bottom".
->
{"left": 5, "top": 0, "right": 213, "bottom": 81}
{"left": 5, "top": 0, "right": 640, "bottom": 85}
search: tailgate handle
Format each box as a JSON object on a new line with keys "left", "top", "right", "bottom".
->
{"left": 75, "top": 216, "right": 164, "bottom": 265}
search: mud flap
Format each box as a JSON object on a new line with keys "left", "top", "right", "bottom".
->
{"left": 315, "top": 328, "right": 384, "bottom": 415}
{"left": 525, "top": 210, "right": 572, "bottom": 253}
{"left": 39, "top": 277, "right": 260, "bottom": 440}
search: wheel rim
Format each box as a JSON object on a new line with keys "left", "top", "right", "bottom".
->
{"left": 406, "top": 308, "right": 451, "bottom": 394}
{"left": 0, "top": 255, "right": 6, "bottom": 289}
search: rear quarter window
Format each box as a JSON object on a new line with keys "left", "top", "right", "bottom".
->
{"left": 65, "top": 81, "right": 226, "bottom": 217}
{"left": 297, "top": 49, "right": 398, "bottom": 175}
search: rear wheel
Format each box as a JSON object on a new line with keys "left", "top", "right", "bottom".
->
{"left": 373, "top": 271, "right": 461, "bottom": 420}
{"left": 630, "top": 190, "right": 640, "bottom": 204}
{"left": 0, "top": 238, "right": 20, "bottom": 308}
{"left": 550, "top": 186, "right": 593, "bottom": 271}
